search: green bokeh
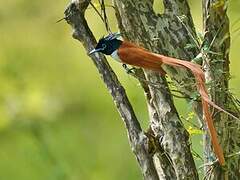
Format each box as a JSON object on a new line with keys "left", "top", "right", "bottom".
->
{"left": 0, "top": 0, "right": 239, "bottom": 179}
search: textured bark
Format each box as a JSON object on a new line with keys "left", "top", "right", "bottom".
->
{"left": 202, "top": 0, "right": 240, "bottom": 179}
{"left": 114, "top": 0, "right": 200, "bottom": 179}
{"left": 64, "top": 0, "right": 239, "bottom": 179}
{"left": 64, "top": 1, "right": 159, "bottom": 179}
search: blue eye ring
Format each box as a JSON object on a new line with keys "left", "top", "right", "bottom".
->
{"left": 102, "top": 44, "right": 107, "bottom": 49}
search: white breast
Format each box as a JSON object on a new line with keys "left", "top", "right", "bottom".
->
{"left": 110, "top": 50, "right": 121, "bottom": 62}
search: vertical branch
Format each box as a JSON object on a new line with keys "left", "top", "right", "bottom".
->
{"left": 64, "top": 1, "right": 159, "bottom": 179}
{"left": 114, "top": 0, "right": 198, "bottom": 179}
{"left": 133, "top": 69, "right": 177, "bottom": 179}
{"left": 203, "top": 0, "right": 240, "bottom": 178}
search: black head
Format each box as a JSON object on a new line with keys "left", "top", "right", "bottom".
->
{"left": 89, "top": 33, "right": 122, "bottom": 55}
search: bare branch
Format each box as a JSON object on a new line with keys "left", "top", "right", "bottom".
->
{"left": 114, "top": 0, "right": 198, "bottom": 179}
{"left": 203, "top": 0, "right": 240, "bottom": 178}
{"left": 64, "top": 1, "right": 159, "bottom": 179}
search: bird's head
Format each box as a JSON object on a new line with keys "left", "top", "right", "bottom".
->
{"left": 89, "top": 33, "right": 122, "bottom": 55}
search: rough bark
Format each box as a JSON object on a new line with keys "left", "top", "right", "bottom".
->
{"left": 63, "top": 0, "right": 240, "bottom": 179}
{"left": 64, "top": 1, "right": 159, "bottom": 179}
{"left": 114, "top": 1, "right": 198, "bottom": 179}
{"left": 202, "top": 0, "right": 240, "bottom": 179}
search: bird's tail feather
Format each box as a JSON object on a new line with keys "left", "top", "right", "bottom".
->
{"left": 119, "top": 42, "right": 238, "bottom": 165}
{"left": 144, "top": 52, "right": 239, "bottom": 165}
{"left": 155, "top": 54, "right": 238, "bottom": 120}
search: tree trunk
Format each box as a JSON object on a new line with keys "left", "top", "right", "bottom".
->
{"left": 64, "top": 0, "right": 239, "bottom": 179}
{"left": 202, "top": 0, "right": 240, "bottom": 179}
{"left": 113, "top": 0, "right": 199, "bottom": 179}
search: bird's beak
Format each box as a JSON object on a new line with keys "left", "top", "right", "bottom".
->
{"left": 88, "top": 48, "right": 102, "bottom": 55}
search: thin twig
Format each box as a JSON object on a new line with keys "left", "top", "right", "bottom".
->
{"left": 124, "top": 67, "right": 198, "bottom": 101}
{"left": 226, "top": 151, "right": 240, "bottom": 159}
{"left": 89, "top": 2, "right": 106, "bottom": 25}
{"left": 208, "top": 20, "right": 225, "bottom": 51}
{"left": 100, "top": 0, "right": 112, "bottom": 33}
{"left": 176, "top": 15, "right": 201, "bottom": 50}
{"left": 64, "top": 2, "right": 159, "bottom": 179}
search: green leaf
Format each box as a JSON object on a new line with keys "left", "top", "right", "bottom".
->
{"left": 187, "top": 126, "right": 204, "bottom": 136}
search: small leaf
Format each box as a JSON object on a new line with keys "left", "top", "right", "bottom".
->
{"left": 192, "top": 53, "right": 203, "bottom": 64}
{"left": 197, "top": 32, "right": 204, "bottom": 42}
{"left": 187, "top": 126, "right": 204, "bottom": 136}
{"left": 184, "top": 43, "right": 197, "bottom": 50}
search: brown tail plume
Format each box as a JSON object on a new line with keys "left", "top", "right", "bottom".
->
{"left": 119, "top": 41, "right": 240, "bottom": 165}
{"left": 154, "top": 54, "right": 239, "bottom": 119}
{"left": 156, "top": 54, "right": 227, "bottom": 164}
{"left": 149, "top": 53, "right": 230, "bottom": 165}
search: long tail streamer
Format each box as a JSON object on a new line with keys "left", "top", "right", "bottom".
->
{"left": 119, "top": 41, "right": 239, "bottom": 165}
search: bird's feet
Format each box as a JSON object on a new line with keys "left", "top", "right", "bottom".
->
{"left": 122, "top": 64, "right": 136, "bottom": 74}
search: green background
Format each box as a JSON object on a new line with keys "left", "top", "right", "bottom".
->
{"left": 0, "top": 0, "right": 239, "bottom": 179}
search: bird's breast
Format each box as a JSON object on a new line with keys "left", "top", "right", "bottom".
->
{"left": 110, "top": 50, "right": 122, "bottom": 62}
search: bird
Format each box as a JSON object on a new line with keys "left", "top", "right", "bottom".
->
{"left": 89, "top": 33, "right": 239, "bottom": 165}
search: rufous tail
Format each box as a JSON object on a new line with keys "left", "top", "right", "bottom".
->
{"left": 119, "top": 41, "right": 239, "bottom": 165}
{"left": 147, "top": 52, "right": 239, "bottom": 165}
{"left": 153, "top": 54, "right": 226, "bottom": 164}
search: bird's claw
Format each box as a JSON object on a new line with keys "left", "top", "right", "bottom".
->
{"left": 122, "top": 64, "right": 136, "bottom": 74}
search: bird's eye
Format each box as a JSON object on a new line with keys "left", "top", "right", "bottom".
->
{"left": 102, "top": 44, "right": 107, "bottom": 49}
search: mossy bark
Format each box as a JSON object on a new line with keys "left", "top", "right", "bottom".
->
{"left": 203, "top": 0, "right": 240, "bottom": 179}
{"left": 64, "top": 0, "right": 239, "bottom": 179}
{"left": 114, "top": 0, "right": 199, "bottom": 179}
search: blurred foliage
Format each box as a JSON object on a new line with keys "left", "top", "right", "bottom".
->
{"left": 0, "top": 0, "right": 239, "bottom": 179}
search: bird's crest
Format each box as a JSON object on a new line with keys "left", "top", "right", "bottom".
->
{"left": 100, "top": 32, "right": 121, "bottom": 41}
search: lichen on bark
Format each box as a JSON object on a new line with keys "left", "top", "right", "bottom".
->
{"left": 64, "top": 0, "right": 240, "bottom": 179}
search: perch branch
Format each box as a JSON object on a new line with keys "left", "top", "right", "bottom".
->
{"left": 64, "top": 0, "right": 159, "bottom": 179}
{"left": 114, "top": 0, "right": 199, "bottom": 179}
